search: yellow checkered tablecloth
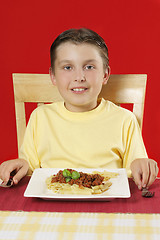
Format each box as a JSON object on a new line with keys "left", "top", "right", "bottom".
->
{"left": 0, "top": 211, "right": 160, "bottom": 240}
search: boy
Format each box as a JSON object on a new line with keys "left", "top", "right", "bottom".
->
{"left": 0, "top": 28, "right": 158, "bottom": 190}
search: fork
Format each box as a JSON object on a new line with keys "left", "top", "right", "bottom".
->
{"left": 0, "top": 170, "right": 16, "bottom": 188}
{"left": 142, "top": 187, "right": 155, "bottom": 198}
{"left": 0, "top": 178, "right": 13, "bottom": 188}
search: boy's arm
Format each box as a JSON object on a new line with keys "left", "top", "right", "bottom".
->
{"left": 0, "top": 159, "right": 29, "bottom": 184}
{"left": 130, "top": 158, "right": 159, "bottom": 190}
{"left": 0, "top": 108, "right": 41, "bottom": 185}
{"left": 122, "top": 114, "right": 158, "bottom": 188}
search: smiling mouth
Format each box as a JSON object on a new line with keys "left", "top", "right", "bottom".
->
{"left": 71, "top": 88, "right": 88, "bottom": 92}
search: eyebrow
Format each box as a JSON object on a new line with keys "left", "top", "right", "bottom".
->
{"left": 58, "top": 59, "right": 98, "bottom": 64}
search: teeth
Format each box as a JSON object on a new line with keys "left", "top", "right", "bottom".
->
{"left": 72, "top": 88, "right": 86, "bottom": 92}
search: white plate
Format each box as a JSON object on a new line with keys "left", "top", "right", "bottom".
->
{"left": 24, "top": 168, "right": 131, "bottom": 201}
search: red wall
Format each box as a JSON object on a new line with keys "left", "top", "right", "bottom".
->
{"left": 0, "top": 0, "right": 160, "bottom": 167}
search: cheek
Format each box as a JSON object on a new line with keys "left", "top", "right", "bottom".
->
{"left": 85, "top": 71, "right": 98, "bottom": 79}
{"left": 58, "top": 71, "right": 71, "bottom": 80}
{"left": 87, "top": 72, "right": 104, "bottom": 84}
{"left": 55, "top": 73, "right": 71, "bottom": 89}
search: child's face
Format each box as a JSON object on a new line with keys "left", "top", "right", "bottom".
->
{"left": 50, "top": 42, "right": 110, "bottom": 112}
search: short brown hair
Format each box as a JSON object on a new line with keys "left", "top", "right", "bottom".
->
{"left": 50, "top": 28, "right": 109, "bottom": 71}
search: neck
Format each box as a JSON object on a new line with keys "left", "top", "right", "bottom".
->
{"left": 64, "top": 99, "right": 101, "bottom": 112}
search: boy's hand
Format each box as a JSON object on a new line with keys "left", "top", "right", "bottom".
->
{"left": 0, "top": 159, "right": 29, "bottom": 185}
{"left": 130, "top": 158, "right": 159, "bottom": 190}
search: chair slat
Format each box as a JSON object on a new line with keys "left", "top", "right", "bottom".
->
{"left": 14, "top": 102, "right": 26, "bottom": 155}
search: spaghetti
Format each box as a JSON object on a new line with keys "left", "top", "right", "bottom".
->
{"left": 46, "top": 169, "right": 118, "bottom": 195}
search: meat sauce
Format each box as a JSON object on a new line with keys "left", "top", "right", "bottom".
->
{"left": 51, "top": 169, "right": 104, "bottom": 188}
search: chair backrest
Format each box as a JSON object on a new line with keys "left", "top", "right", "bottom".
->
{"left": 13, "top": 73, "right": 147, "bottom": 156}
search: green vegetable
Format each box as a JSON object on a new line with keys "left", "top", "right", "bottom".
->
{"left": 63, "top": 169, "right": 72, "bottom": 178}
{"left": 72, "top": 171, "right": 80, "bottom": 180}
{"left": 63, "top": 169, "right": 80, "bottom": 182}
{"left": 65, "top": 177, "right": 71, "bottom": 183}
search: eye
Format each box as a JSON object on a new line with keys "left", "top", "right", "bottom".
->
{"left": 85, "top": 65, "right": 95, "bottom": 70}
{"left": 64, "top": 66, "right": 72, "bottom": 70}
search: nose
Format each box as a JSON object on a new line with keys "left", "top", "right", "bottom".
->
{"left": 74, "top": 68, "right": 86, "bottom": 82}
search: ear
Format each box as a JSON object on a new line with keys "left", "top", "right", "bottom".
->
{"left": 102, "top": 66, "right": 111, "bottom": 85}
{"left": 49, "top": 67, "right": 56, "bottom": 86}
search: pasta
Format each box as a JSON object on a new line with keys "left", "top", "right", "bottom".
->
{"left": 46, "top": 169, "right": 118, "bottom": 195}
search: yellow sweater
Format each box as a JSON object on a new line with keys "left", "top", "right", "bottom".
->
{"left": 20, "top": 99, "right": 147, "bottom": 176}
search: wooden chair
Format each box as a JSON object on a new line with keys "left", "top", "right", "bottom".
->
{"left": 13, "top": 73, "right": 147, "bottom": 156}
